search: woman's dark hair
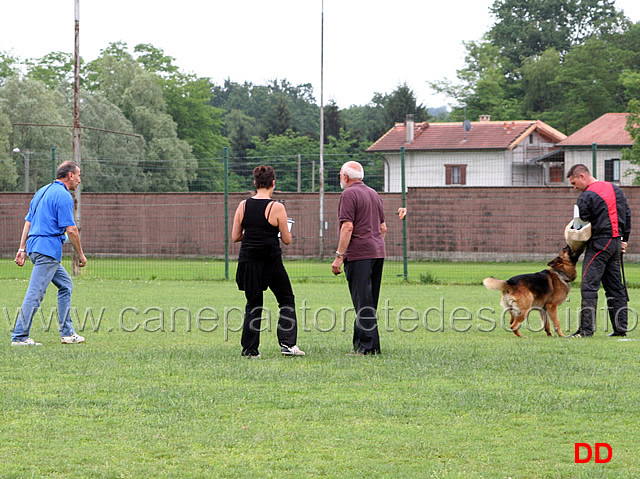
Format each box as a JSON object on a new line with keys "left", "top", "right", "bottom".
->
{"left": 253, "top": 165, "right": 275, "bottom": 189}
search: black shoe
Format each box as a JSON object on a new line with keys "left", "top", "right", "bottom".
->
{"left": 568, "top": 331, "right": 592, "bottom": 338}
{"left": 608, "top": 331, "right": 627, "bottom": 337}
{"left": 241, "top": 350, "right": 261, "bottom": 358}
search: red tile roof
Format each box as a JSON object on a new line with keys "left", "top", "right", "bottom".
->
{"left": 557, "top": 113, "right": 632, "bottom": 147}
{"left": 367, "top": 120, "right": 566, "bottom": 152}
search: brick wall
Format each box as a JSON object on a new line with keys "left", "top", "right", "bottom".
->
{"left": 0, "top": 192, "right": 403, "bottom": 259}
{"left": 2, "top": 187, "right": 638, "bottom": 261}
{"left": 406, "top": 186, "right": 640, "bottom": 261}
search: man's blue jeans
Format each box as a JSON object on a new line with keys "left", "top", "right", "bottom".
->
{"left": 11, "top": 253, "right": 75, "bottom": 341}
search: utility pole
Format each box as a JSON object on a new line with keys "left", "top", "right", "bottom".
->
{"left": 318, "top": 0, "right": 325, "bottom": 259}
{"left": 72, "top": 0, "right": 82, "bottom": 276}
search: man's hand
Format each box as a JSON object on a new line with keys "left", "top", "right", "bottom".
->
{"left": 398, "top": 207, "right": 407, "bottom": 220}
{"left": 622, "top": 241, "right": 628, "bottom": 254}
{"left": 78, "top": 253, "right": 88, "bottom": 268}
{"left": 15, "top": 251, "right": 26, "bottom": 267}
{"left": 332, "top": 256, "right": 344, "bottom": 275}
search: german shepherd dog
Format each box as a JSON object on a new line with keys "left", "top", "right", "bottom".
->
{"left": 483, "top": 246, "right": 582, "bottom": 337}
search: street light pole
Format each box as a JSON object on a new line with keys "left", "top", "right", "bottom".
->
{"left": 12, "top": 147, "right": 31, "bottom": 193}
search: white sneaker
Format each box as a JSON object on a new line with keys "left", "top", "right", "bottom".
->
{"left": 281, "top": 344, "right": 306, "bottom": 356}
{"left": 11, "top": 338, "right": 42, "bottom": 346}
{"left": 61, "top": 333, "right": 85, "bottom": 344}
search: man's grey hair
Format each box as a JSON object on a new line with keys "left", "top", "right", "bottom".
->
{"left": 342, "top": 161, "right": 364, "bottom": 180}
{"left": 56, "top": 161, "right": 80, "bottom": 180}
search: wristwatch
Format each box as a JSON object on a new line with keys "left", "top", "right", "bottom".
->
{"left": 18, "top": 249, "right": 26, "bottom": 253}
{"left": 335, "top": 250, "right": 344, "bottom": 258}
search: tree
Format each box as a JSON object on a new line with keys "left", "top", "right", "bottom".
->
{"left": 72, "top": 89, "right": 147, "bottom": 192}
{"left": 122, "top": 72, "right": 196, "bottom": 191}
{"left": 431, "top": 40, "right": 522, "bottom": 122}
{"left": 266, "top": 94, "right": 292, "bottom": 137}
{"left": 552, "top": 37, "right": 632, "bottom": 133}
{"left": 244, "top": 130, "right": 317, "bottom": 192}
{"left": 225, "top": 109, "right": 257, "bottom": 156}
{"left": 0, "top": 51, "right": 19, "bottom": 86}
{"left": 324, "top": 100, "right": 344, "bottom": 142}
{"left": 488, "top": 0, "right": 624, "bottom": 68}
{"left": 162, "top": 75, "right": 227, "bottom": 158}
{"left": 341, "top": 103, "right": 386, "bottom": 145}
{"left": 520, "top": 49, "right": 562, "bottom": 117}
{"left": 134, "top": 43, "right": 179, "bottom": 78}
{"left": 85, "top": 42, "right": 141, "bottom": 110}
{"left": 212, "top": 79, "right": 319, "bottom": 142}
{"left": 376, "top": 83, "right": 429, "bottom": 126}
{"left": 623, "top": 99, "right": 640, "bottom": 184}
{"left": 0, "top": 108, "right": 18, "bottom": 190}
{"left": 0, "top": 77, "right": 70, "bottom": 191}
{"left": 25, "top": 52, "right": 75, "bottom": 89}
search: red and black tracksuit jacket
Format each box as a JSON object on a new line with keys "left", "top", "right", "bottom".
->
{"left": 577, "top": 181, "right": 631, "bottom": 322}
{"left": 577, "top": 181, "right": 631, "bottom": 242}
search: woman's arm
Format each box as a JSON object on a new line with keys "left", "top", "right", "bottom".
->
{"left": 271, "top": 202, "right": 292, "bottom": 245}
{"left": 231, "top": 201, "right": 246, "bottom": 242}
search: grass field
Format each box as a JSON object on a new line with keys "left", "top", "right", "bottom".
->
{"left": 3, "top": 256, "right": 640, "bottom": 287}
{"left": 1, "top": 271, "right": 639, "bottom": 478}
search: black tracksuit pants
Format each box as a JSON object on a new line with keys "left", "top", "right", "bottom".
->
{"left": 241, "top": 257, "right": 297, "bottom": 355}
{"left": 579, "top": 236, "right": 628, "bottom": 335}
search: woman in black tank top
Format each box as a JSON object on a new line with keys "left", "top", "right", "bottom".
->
{"left": 231, "top": 166, "right": 306, "bottom": 358}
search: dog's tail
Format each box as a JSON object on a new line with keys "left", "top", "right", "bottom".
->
{"left": 483, "top": 277, "right": 508, "bottom": 292}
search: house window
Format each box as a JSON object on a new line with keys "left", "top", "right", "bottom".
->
{"left": 445, "top": 164, "right": 466, "bottom": 185}
{"left": 549, "top": 164, "right": 564, "bottom": 183}
{"left": 604, "top": 159, "right": 620, "bottom": 182}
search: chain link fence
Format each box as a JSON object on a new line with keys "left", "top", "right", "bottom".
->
{"left": 0, "top": 151, "right": 407, "bottom": 282}
{"left": 2, "top": 149, "right": 639, "bottom": 285}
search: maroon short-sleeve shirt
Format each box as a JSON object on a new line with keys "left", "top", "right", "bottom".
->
{"left": 338, "top": 181, "right": 386, "bottom": 261}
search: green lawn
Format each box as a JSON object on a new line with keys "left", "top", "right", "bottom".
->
{"left": 3, "top": 256, "right": 640, "bottom": 287}
{"left": 1, "top": 278, "right": 638, "bottom": 478}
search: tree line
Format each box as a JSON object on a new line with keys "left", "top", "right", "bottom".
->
{"left": 1, "top": 0, "right": 639, "bottom": 193}
{"left": 0, "top": 41, "right": 428, "bottom": 193}
{"left": 432, "top": 0, "right": 640, "bottom": 136}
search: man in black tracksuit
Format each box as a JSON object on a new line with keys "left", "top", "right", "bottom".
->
{"left": 567, "top": 164, "right": 631, "bottom": 338}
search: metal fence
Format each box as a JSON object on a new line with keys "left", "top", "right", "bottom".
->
{"left": 0, "top": 150, "right": 385, "bottom": 194}
{"left": 0, "top": 150, "right": 406, "bottom": 282}
{"left": 2, "top": 149, "right": 639, "bottom": 285}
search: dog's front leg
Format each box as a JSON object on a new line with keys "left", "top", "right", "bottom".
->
{"left": 547, "top": 304, "right": 564, "bottom": 337}
{"left": 511, "top": 312, "right": 526, "bottom": 337}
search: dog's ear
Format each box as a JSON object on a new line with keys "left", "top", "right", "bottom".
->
{"left": 547, "top": 257, "right": 561, "bottom": 267}
{"left": 569, "top": 248, "right": 584, "bottom": 263}
{"left": 565, "top": 244, "right": 584, "bottom": 263}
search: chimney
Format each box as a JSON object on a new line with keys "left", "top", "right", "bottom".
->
{"left": 406, "top": 114, "right": 415, "bottom": 143}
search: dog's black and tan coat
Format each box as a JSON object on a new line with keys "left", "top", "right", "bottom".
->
{"left": 483, "top": 246, "right": 582, "bottom": 337}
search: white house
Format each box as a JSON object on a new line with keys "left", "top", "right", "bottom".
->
{"left": 557, "top": 113, "right": 636, "bottom": 185}
{"left": 367, "top": 115, "right": 567, "bottom": 192}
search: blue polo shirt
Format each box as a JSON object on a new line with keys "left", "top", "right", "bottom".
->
{"left": 25, "top": 181, "right": 76, "bottom": 262}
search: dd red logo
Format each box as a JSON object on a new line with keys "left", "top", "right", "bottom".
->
{"left": 575, "top": 443, "right": 612, "bottom": 463}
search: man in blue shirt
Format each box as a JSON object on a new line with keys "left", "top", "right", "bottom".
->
{"left": 12, "top": 161, "right": 88, "bottom": 346}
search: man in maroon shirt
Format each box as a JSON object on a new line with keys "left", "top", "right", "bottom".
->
{"left": 332, "top": 161, "right": 387, "bottom": 354}
{"left": 567, "top": 164, "right": 631, "bottom": 338}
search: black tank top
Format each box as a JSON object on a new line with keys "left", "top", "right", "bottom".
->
{"left": 238, "top": 198, "right": 281, "bottom": 261}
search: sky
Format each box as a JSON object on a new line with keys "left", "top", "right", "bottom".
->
{"left": 1, "top": 0, "right": 640, "bottom": 109}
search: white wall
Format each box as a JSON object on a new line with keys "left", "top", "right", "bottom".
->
{"left": 564, "top": 149, "right": 637, "bottom": 186}
{"left": 384, "top": 150, "right": 512, "bottom": 191}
